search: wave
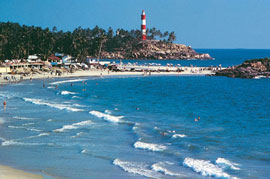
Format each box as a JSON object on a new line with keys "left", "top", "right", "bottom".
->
{"left": 50, "top": 79, "right": 85, "bottom": 85}
{"left": 8, "top": 125, "right": 41, "bottom": 132}
{"left": 105, "top": 109, "right": 111, "bottom": 114}
{"left": 132, "top": 123, "right": 140, "bottom": 131}
{"left": 113, "top": 159, "right": 162, "bottom": 179}
{"left": 71, "top": 132, "right": 84, "bottom": 138}
{"left": 151, "top": 162, "right": 183, "bottom": 177}
{"left": 1, "top": 140, "right": 54, "bottom": 146}
{"left": 23, "top": 98, "right": 83, "bottom": 112}
{"left": 22, "top": 123, "right": 35, "bottom": 126}
{"left": 38, "top": 132, "right": 50, "bottom": 137}
{"left": 13, "top": 116, "right": 35, "bottom": 120}
{"left": 134, "top": 141, "right": 167, "bottom": 152}
{"left": 89, "top": 110, "right": 123, "bottom": 123}
{"left": 183, "top": 157, "right": 239, "bottom": 179}
{"left": 60, "top": 91, "right": 77, "bottom": 95}
{"left": 72, "top": 96, "right": 81, "bottom": 99}
{"left": 216, "top": 158, "right": 240, "bottom": 170}
{"left": 172, "top": 134, "right": 187, "bottom": 138}
{"left": 54, "top": 120, "right": 94, "bottom": 132}
{"left": 47, "top": 86, "right": 54, "bottom": 89}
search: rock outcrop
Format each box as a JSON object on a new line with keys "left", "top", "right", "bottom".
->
{"left": 215, "top": 58, "right": 270, "bottom": 78}
{"left": 101, "top": 40, "right": 212, "bottom": 60}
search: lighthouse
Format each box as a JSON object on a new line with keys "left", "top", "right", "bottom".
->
{"left": 141, "top": 10, "right": 146, "bottom": 40}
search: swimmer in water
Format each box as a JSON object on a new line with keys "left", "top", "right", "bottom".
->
{"left": 55, "top": 85, "right": 58, "bottom": 89}
{"left": 195, "top": 116, "right": 200, "bottom": 122}
{"left": 43, "top": 83, "right": 45, "bottom": 88}
{"left": 70, "top": 83, "right": 73, "bottom": 87}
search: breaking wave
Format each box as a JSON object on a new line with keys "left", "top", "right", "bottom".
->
{"left": 89, "top": 110, "right": 123, "bottom": 123}
{"left": 50, "top": 79, "right": 85, "bottom": 85}
{"left": 134, "top": 141, "right": 167, "bottom": 152}
{"left": 183, "top": 157, "right": 239, "bottom": 179}
{"left": 54, "top": 120, "right": 94, "bottom": 132}
{"left": 151, "top": 162, "right": 183, "bottom": 177}
{"left": 13, "top": 116, "right": 35, "bottom": 120}
{"left": 172, "top": 134, "right": 187, "bottom": 138}
{"left": 216, "top": 158, "right": 240, "bottom": 170}
{"left": 23, "top": 98, "right": 83, "bottom": 112}
{"left": 113, "top": 159, "right": 162, "bottom": 179}
{"left": 1, "top": 140, "right": 54, "bottom": 146}
{"left": 60, "top": 91, "right": 77, "bottom": 95}
{"left": 8, "top": 125, "right": 41, "bottom": 132}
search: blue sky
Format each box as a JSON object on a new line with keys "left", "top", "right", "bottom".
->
{"left": 0, "top": 0, "right": 270, "bottom": 49}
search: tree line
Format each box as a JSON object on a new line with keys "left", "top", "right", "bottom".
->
{"left": 0, "top": 22, "right": 176, "bottom": 61}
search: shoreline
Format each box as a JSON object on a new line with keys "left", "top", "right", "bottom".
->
{"left": 0, "top": 164, "right": 43, "bottom": 179}
{"left": 0, "top": 67, "right": 215, "bottom": 85}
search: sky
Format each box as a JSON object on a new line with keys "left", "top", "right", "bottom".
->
{"left": 1, "top": 0, "right": 270, "bottom": 49}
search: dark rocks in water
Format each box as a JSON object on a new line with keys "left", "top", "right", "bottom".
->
{"left": 215, "top": 58, "right": 270, "bottom": 78}
{"left": 101, "top": 40, "right": 212, "bottom": 60}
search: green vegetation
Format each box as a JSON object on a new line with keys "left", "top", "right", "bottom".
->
{"left": 0, "top": 22, "right": 176, "bottom": 61}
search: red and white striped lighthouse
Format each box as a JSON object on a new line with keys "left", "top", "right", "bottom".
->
{"left": 141, "top": 10, "right": 146, "bottom": 40}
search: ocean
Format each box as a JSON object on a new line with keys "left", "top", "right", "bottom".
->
{"left": 0, "top": 49, "right": 270, "bottom": 178}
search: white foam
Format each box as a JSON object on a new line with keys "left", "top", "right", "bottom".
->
{"left": 47, "top": 86, "right": 54, "bottom": 89}
{"left": 216, "top": 158, "right": 240, "bottom": 170}
{"left": 134, "top": 141, "right": 167, "bottom": 152}
{"left": 22, "top": 123, "right": 35, "bottom": 126}
{"left": 23, "top": 98, "right": 83, "bottom": 112}
{"left": 72, "top": 96, "right": 81, "bottom": 99}
{"left": 47, "top": 119, "right": 53, "bottom": 122}
{"left": 60, "top": 91, "right": 77, "bottom": 95}
{"left": 151, "top": 162, "right": 182, "bottom": 177}
{"left": 1, "top": 140, "right": 54, "bottom": 146}
{"left": 81, "top": 149, "right": 87, "bottom": 154}
{"left": 113, "top": 159, "right": 161, "bottom": 179}
{"left": 8, "top": 125, "right": 41, "bottom": 132}
{"left": 71, "top": 132, "right": 84, "bottom": 138}
{"left": 132, "top": 123, "right": 140, "bottom": 131}
{"left": 38, "top": 133, "right": 50, "bottom": 137}
{"left": 183, "top": 157, "right": 239, "bottom": 179}
{"left": 172, "top": 134, "right": 187, "bottom": 138}
{"left": 105, "top": 110, "right": 111, "bottom": 114}
{"left": 13, "top": 116, "right": 34, "bottom": 120}
{"left": 50, "top": 79, "right": 85, "bottom": 85}
{"left": 89, "top": 111, "right": 123, "bottom": 123}
{"left": 54, "top": 120, "right": 94, "bottom": 132}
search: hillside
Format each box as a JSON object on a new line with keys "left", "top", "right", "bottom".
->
{"left": 101, "top": 40, "right": 212, "bottom": 60}
{"left": 215, "top": 58, "right": 270, "bottom": 78}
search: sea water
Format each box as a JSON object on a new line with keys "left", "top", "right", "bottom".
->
{"left": 0, "top": 49, "right": 270, "bottom": 178}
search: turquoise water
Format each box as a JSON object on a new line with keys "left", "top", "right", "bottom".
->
{"left": 0, "top": 50, "right": 270, "bottom": 178}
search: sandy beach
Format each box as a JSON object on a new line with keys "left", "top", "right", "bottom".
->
{"left": 0, "top": 67, "right": 215, "bottom": 85}
{"left": 0, "top": 165, "right": 43, "bottom": 179}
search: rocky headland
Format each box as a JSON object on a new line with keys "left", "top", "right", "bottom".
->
{"left": 101, "top": 40, "right": 212, "bottom": 60}
{"left": 215, "top": 58, "right": 270, "bottom": 79}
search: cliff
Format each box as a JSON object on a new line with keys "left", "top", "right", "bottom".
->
{"left": 215, "top": 58, "right": 270, "bottom": 78}
{"left": 101, "top": 40, "right": 212, "bottom": 60}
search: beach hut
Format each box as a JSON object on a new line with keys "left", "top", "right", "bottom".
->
{"left": 48, "top": 54, "right": 62, "bottom": 66}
